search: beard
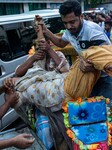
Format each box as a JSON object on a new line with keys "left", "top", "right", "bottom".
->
{"left": 69, "top": 20, "right": 83, "bottom": 37}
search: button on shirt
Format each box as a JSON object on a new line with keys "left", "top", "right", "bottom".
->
{"left": 62, "top": 19, "right": 111, "bottom": 54}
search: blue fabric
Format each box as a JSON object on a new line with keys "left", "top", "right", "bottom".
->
{"left": 68, "top": 100, "right": 106, "bottom": 125}
{"left": 71, "top": 122, "right": 108, "bottom": 144}
{"left": 106, "top": 31, "right": 110, "bottom": 39}
{"left": 35, "top": 109, "right": 53, "bottom": 150}
{"left": 91, "top": 75, "right": 112, "bottom": 103}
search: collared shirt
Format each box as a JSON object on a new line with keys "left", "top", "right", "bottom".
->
{"left": 62, "top": 19, "right": 111, "bottom": 54}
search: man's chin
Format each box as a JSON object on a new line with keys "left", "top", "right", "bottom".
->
{"left": 70, "top": 30, "right": 77, "bottom": 35}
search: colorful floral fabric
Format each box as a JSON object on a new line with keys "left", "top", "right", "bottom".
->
{"left": 68, "top": 99, "right": 106, "bottom": 125}
{"left": 71, "top": 122, "right": 108, "bottom": 144}
{"left": 62, "top": 96, "right": 112, "bottom": 150}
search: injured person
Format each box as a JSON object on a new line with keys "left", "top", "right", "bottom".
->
{"left": 3, "top": 38, "right": 70, "bottom": 112}
{"left": 3, "top": 14, "right": 70, "bottom": 112}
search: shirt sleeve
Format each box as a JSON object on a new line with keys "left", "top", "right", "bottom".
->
{"left": 90, "top": 28, "right": 111, "bottom": 45}
{"left": 62, "top": 30, "right": 70, "bottom": 42}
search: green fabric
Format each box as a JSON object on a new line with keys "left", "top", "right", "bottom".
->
{"left": 29, "top": 3, "right": 46, "bottom": 11}
{"left": 0, "top": 3, "right": 20, "bottom": 15}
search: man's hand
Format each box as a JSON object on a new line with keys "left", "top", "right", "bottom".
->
{"left": 34, "top": 15, "right": 47, "bottom": 35}
{"left": 105, "top": 64, "right": 112, "bottom": 77}
{"left": 5, "top": 91, "right": 19, "bottom": 107}
{"left": 38, "top": 40, "right": 51, "bottom": 52}
{"left": 30, "top": 50, "right": 46, "bottom": 62}
{"left": 105, "top": 64, "right": 112, "bottom": 72}
{"left": 12, "top": 134, "right": 35, "bottom": 148}
{"left": 3, "top": 78, "right": 15, "bottom": 92}
{"left": 79, "top": 56, "right": 96, "bottom": 72}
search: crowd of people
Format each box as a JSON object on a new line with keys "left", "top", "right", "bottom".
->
{"left": 0, "top": 0, "right": 112, "bottom": 149}
{"left": 83, "top": 10, "right": 112, "bottom": 40}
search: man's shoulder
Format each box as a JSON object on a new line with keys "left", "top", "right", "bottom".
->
{"left": 83, "top": 20, "right": 102, "bottom": 31}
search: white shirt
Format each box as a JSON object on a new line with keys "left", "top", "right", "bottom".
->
{"left": 62, "top": 19, "right": 111, "bottom": 54}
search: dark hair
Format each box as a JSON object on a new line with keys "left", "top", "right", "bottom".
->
{"left": 88, "top": 14, "right": 94, "bottom": 20}
{"left": 105, "top": 21, "right": 112, "bottom": 27}
{"left": 59, "top": 0, "right": 81, "bottom": 17}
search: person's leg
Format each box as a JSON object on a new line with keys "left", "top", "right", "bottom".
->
{"left": 91, "top": 75, "right": 112, "bottom": 101}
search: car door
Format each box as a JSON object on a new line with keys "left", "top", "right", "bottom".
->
{"left": 0, "top": 22, "right": 35, "bottom": 130}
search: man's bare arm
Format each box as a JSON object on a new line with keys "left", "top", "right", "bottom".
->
{"left": 0, "top": 134, "right": 35, "bottom": 149}
{"left": 45, "top": 29, "right": 69, "bottom": 48}
{"left": 35, "top": 18, "right": 69, "bottom": 48}
{"left": 15, "top": 51, "right": 45, "bottom": 77}
{"left": 0, "top": 102, "right": 10, "bottom": 119}
{"left": 0, "top": 92, "right": 19, "bottom": 119}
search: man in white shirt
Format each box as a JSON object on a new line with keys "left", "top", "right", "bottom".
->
{"left": 62, "top": 19, "right": 110, "bottom": 54}
{"left": 40, "top": 0, "right": 112, "bottom": 100}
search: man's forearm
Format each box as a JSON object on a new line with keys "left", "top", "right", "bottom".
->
{"left": 0, "top": 138, "right": 14, "bottom": 149}
{"left": 45, "top": 29, "right": 67, "bottom": 48}
{"left": 47, "top": 48, "right": 61, "bottom": 66}
{"left": 15, "top": 57, "right": 34, "bottom": 77}
{"left": 0, "top": 102, "right": 10, "bottom": 119}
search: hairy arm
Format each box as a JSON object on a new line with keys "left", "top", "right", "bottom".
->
{"left": 0, "top": 101, "right": 10, "bottom": 119}
{"left": 45, "top": 29, "right": 69, "bottom": 48}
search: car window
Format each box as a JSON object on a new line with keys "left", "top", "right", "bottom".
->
{"left": 44, "top": 16, "right": 65, "bottom": 34}
{"left": 0, "top": 16, "right": 65, "bottom": 62}
{"left": 0, "top": 26, "right": 12, "bottom": 61}
{"left": 19, "top": 23, "right": 36, "bottom": 57}
{"left": 0, "top": 21, "right": 36, "bottom": 61}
